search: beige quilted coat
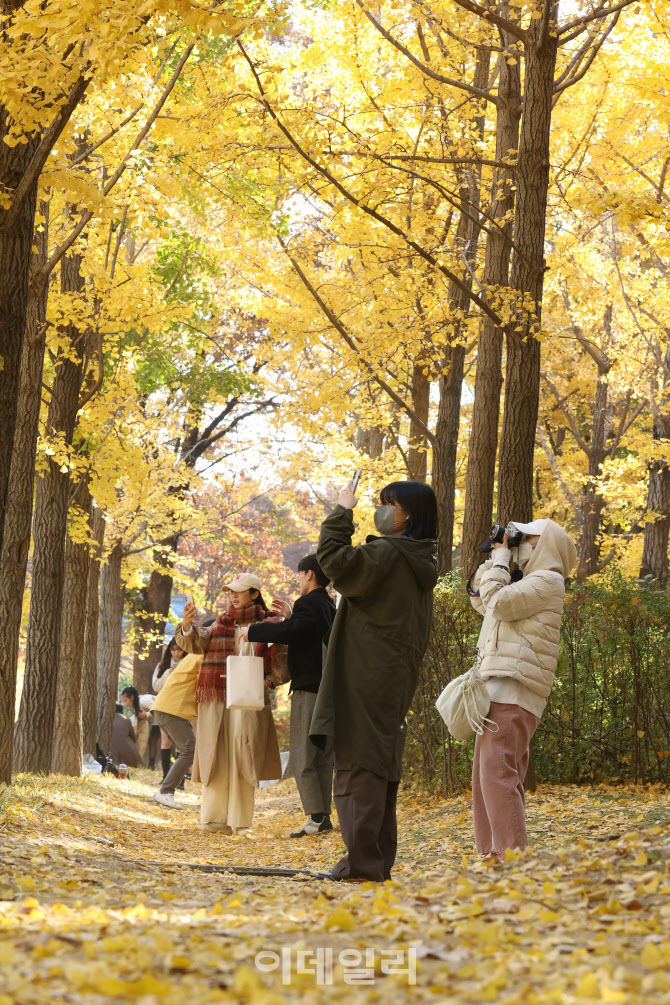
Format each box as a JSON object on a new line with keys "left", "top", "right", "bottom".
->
{"left": 469, "top": 522, "right": 577, "bottom": 698}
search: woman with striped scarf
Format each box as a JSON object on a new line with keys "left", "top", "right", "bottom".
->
{"left": 176, "top": 574, "right": 286, "bottom": 833}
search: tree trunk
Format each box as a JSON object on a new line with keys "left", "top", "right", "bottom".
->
{"left": 432, "top": 50, "right": 490, "bottom": 575}
{"left": 433, "top": 177, "right": 472, "bottom": 574}
{"left": 132, "top": 532, "right": 180, "bottom": 694}
{"left": 51, "top": 483, "right": 92, "bottom": 776}
{"left": 498, "top": 13, "right": 559, "bottom": 523}
{"left": 0, "top": 117, "right": 41, "bottom": 557}
{"left": 0, "top": 64, "right": 89, "bottom": 554}
{"left": 81, "top": 505, "right": 105, "bottom": 757}
{"left": 640, "top": 459, "right": 670, "bottom": 581}
{"left": 13, "top": 253, "right": 87, "bottom": 773}
{"left": 461, "top": 41, "right": 521, "bottom": 576}
{"left": 96, "top": 541, "right": 124, "bottom": 753}
{"left": 408, "top": 363, "right": 430, "bottom": 481}
{"left": 577, "top": 481, "right": 606, "bottom": 580}
{"left": 0, "top": 203, "right": 50, "bottom": 783}
{"left": 433, "top": 344, "right": 465, "bottom": 573}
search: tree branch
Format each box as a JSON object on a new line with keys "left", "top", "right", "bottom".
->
{"left": 541, "top": 371, "right": 592, "bottom": 456}
{"left": 31, "top": 44, "right": 194, "bottom": 291}
{"left": 561, "top": 286, "right": 611, "bottom": 371}
{"left": 277, "top": 233, "right": 436, "bottom": 445}
{"left": 355, "top": 0, "right": 498, "bottom": 104}
{"left": 77, "top": 327, "right": 105, "bottom": 411}
{"left": 238, "top": 42, "right": 509, "bottom": 335}
{"left": 1, "top": 72, "right": 92, "bottom": 232}
{"left": 536, "top": 423, "right": 578, "bottom": 508}
{"left": 553, "top": 13, "right": 619, "bottom": 97}
{"left": 69, "top": 103, "right": 144, "bottom": 167}
{"left": 448, "top": 0, "right": 528, "bottom": 42}
{"left": 187, "top": 402, "right": 279, "bottom": 462}
{"left": 539, "top": 0, "right": 555, "bottom": 48}
{"left": 558, "top": 0, "right": 636, "bottom": 40}
{"left": 610, "top": 397, "right": 648, "bottom": 455}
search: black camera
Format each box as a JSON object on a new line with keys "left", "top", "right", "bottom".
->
{"left": 478, "top": 522, "right": 523, "bottom": 553}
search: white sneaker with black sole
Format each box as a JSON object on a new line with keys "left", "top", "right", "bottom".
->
{"left": 290, "top": 815, "right": 333, "bottom": 838}
{"left": 153, "top": 792, "right": 181, "bottom": 809}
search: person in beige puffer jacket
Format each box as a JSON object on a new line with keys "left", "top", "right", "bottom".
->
{"left": 469, "top": 519, "right": 577, "bottom": 856}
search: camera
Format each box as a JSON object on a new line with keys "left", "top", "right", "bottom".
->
{"left": 478, "top": 522, "right": 523, "bottom": 553}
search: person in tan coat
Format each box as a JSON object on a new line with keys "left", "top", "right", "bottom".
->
{"left": 176, "top": 574, "right": 286, "bottom": 834}
{"left": 469, "top": 519, "right": 577, "bottom": 857}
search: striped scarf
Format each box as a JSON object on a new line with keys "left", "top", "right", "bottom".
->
{"left": 193, "top": 601, "right": 278, "bottom": 704}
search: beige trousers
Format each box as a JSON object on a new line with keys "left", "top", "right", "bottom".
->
{"left": 134, "top": 719, "right": 150, "bottom": 760}
{"left": 198, "top": 703, "right": 255, "bottom": 830}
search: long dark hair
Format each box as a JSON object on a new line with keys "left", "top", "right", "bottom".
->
{"left": 380, "top": 481, "right": 438, "bottom": 540}
{"left": 121, "top": 686, "right": 140, "bottom": 716}
{"left": 156, "top": 637, "right": 182, "bottom": 679}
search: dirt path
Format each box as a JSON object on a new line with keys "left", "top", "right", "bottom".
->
{"left": 1, "top": 771, "right": 669, "bottom": 1002}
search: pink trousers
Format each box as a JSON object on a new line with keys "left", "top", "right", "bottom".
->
{"left": 472, "top": 701, "right": 540, "bottom": 854}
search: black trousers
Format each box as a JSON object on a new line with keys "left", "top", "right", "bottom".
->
{"left": 331, "top": 758, "right": 399, "bottom": 881}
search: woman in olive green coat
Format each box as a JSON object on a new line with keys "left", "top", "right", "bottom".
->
{"left": 311, "top": 480, "right": 438, "bottom": 883}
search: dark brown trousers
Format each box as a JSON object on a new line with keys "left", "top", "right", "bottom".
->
{"left": 331, "top": 759, "right": 399, "bottom": 881}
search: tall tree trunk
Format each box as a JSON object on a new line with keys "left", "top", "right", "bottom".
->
{"left": 13, "top": 253, "right": 86, "bottom": 773}
{"left": 51, "top": 483, "right": 92, "bottom": 776}
{"left": 0, "top": 203, "right": 50, "bottom": 783}
{"left": 407, "top": 363, "right": 430, "bottom": 481}
{"left": 81, "top": 505, "right": 105, "bottom": 757}
{"left": 640, "top": 457, "right": 670, "bottom": 582}
{"left": 433, "top": 343, "right": 465, "bottom": 573}
{"left": 0, "top": 62, "right": 89, "bottom": 554}
{"left": 498, "top": 10, "right": 559, "bottom": 522}
{"left": 461, "top": 40, "right": 521, "bottom": 576}
{"left": 0, "top": 115, "right": 41, "bottom": 557}
{"left": 96, "top": 541, "right": 124, "bottom": 753}
{"left": 433, "top": 175, "right": 472, "bottom": 573}
{"left": 132, "top": 532, "right": 180, "bottom": 694}
{"left": 432, "top": 51, "right": 490, "bottom": 574}
{"left": 578, "top": 358, "right": 610, "bottom": 577}
{"left": 640, "top": 351, "right": 670, "bottom": 581}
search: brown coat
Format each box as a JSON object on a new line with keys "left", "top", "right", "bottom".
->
{"left": 110, "top": 713, "right": 141, "bottom": 767}
{"left": 175, "top": 622, "right": 284, "bottom": 785}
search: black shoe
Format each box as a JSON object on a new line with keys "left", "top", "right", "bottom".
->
{"left": 314, "top": 870, "right": 368, "bottom": 884}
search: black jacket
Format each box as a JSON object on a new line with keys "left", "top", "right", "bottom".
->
{"left": 247, "top": 588, "right": 336, "bottom": 693}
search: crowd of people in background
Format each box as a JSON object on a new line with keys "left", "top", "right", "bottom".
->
{"left": 111, "top": 478, "right": 576, "bottom": 881}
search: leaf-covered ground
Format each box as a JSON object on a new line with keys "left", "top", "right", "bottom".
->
{"left": 1, "top": 770, "right": 669, "bottom": 1003}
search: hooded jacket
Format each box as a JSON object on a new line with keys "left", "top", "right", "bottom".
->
{"left": 309, "top": 505, "right": 438, "bottom": 780}
{"left": 469, "top": 520, "right": 576, "bottom": 699}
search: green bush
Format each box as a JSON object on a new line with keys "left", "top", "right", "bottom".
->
{"left": 405, "top": 572, "right": 670, "bottom": 793}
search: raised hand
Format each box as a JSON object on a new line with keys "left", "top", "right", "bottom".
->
{"left": 337, "top": 480, "right": 359, "bottom": 510}
{"left": 182, "top": 599, "right": 198, "bottom": 630}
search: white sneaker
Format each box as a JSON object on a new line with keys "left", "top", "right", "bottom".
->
{"left": 153, "top": 791, "right": 181, "bottom": 809}
{"left": 291, "top": 815, "right": 332, "bottom": 838}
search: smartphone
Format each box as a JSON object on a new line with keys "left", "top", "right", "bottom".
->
{"left": 186, "top": 593, "right": 196, "bottom": 611}
{"left": 351, "top": 468, "right": 363, "bottom": 493}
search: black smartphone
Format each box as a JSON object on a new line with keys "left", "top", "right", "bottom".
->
{"left": 351, "top": 468, "right": 362, "bottom": 493}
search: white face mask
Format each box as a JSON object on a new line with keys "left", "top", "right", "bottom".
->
{"left": 516, "top": 541, "right": 534, "bottom": 566}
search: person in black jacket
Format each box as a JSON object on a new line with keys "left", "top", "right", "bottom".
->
{"left": 241, "top": 554, "right": 336, "bottom": 837}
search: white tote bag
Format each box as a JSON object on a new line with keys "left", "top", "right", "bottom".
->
{"left": 226, "top": 640, "right": 265, "bottom": 711}
{"left": 435, "top": 652, "right": 498, "bottom": 742}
